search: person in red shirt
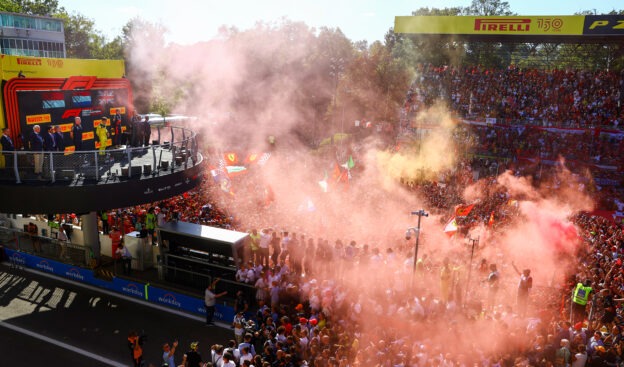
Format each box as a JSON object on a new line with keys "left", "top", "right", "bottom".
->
{"left": 109, "top": 226, "right": 122, "bottom": 259}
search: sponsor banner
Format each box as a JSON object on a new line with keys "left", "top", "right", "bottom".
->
{"left": 3, "top": 249, "right": 99, "bottom": 284}
{"left": 82, "top": 131, "right": 94, "bottom": 141}
{"left": 1, "top": 249, "right": 237, "bottom": 319}
{"left": 394, "top": 16, "right": 584, "bottom": 36}
{"left": 112, "top": 278, "right": 147, "bottom": 300}
{"left": 95, "top": 139, "right": 113, "bottom": 148}
{"left": 109, "top": 107, "right": 126, "bottom": 115}
{"left": 3, "top": 55, "right": 125, "bottom": 79}
{"left": 94, "top": 119, "right": 111, "bottom": 127}
{"left": 26, "top": 114, "right": 52, "bottom": 125}
{"left": 583, "top": 15, "right": 624, "bottom": 35}
{"left": 57, "top": 123, "right": 73, "bottom": 133}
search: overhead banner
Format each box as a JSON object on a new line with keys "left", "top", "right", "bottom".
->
{"left": 2, "top": 55, "right": 125, "bottom": 80}
{"left": 394, "top": 15, "right": 624, "bottom": 37}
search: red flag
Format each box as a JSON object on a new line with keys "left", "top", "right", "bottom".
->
{"left": 444, "top": 217, "right": 458, "bottom": 237}
{"left": 245, "top": 153, "right": 259, "bottom": 165}
{"left": 332, "top": 163, "right": 342, "bottom": 183}
{"left": 223, "top": 152, "right": 238, "bottom": 165}
{"left": 455, "top": 204, "right": 475, "bottom": 217}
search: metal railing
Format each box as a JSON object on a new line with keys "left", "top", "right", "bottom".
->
{"left": 0, "top": 126, "right": 200, "bottom": 184}
{"left": 0, "top": 226, "right": 91, "bottom": 267}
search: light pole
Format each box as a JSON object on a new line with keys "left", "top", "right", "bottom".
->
{"left": 463, "top": 236, "right": 479, "bottom": 307}
{"left": 406, "top": 209, "right": 428, "bottom": 288}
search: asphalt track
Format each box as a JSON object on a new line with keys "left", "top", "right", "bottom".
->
{"left": 0, "top": 263, "right": 234, "bottom": 366}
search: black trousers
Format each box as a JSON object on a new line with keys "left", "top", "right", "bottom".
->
{"left": 205, "top": 305, "right": 215, "bottom": 324}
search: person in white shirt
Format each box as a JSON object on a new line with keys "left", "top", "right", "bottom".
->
{"left": 115, "top": 242, "right": 132, "bottom": 275}
{"left": 239, "top": 346, "right": 253, "bottom": 366}
{"left": 236, "top": 264, "right": 248, "bottom": 283}
{"left": 572, "top": 344, "right": 587, "bottom": 367}
{"left": 233, "top": 311, "right": 246, "bottom": 344}
{"left": 222, "top": 352, "right": 236, "bottom": 367}
{"left": 259, "top": 229, "right": 271, "bottom": 267}
{"left": 245, "top": 262, "right": 256, "bottom": 284}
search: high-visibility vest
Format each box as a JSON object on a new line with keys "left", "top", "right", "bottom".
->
{"left": 573, "top": 283, "right": 592, "bottom": 305}
{"left": 249, "top": 233, "right": 260, "bottom": 251}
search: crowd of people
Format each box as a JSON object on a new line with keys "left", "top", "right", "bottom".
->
{"left": 125, "top": 205, "right": 624, "bottom": 367}
{"left": 406, "top": 65, "right": 624, "bottom": 129}
{"left": 22, "top": 65, "right": 624, "bottom": 367}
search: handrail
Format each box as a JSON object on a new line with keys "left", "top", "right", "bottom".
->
{"left": 0, "top": 126, "right": 201, "bottom": 184}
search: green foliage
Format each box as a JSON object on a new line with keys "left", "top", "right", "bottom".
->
{"left": 7, "top": 0, "right": 624, "bottom": 141}
{"left": 0, "top": 0, "right": 59, "bottom": 15}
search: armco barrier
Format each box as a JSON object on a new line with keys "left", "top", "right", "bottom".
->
{"left": 2, "top": 249, "right": 233, "bottom": 321}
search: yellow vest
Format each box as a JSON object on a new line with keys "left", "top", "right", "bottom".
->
{"left": 573, "top": 283, "right": 592, "bottom": 305}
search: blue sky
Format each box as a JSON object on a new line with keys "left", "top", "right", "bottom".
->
{"left": 58, "top": 0, "right": 623, "bottom": 45}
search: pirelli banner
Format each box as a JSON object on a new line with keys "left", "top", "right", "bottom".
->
{"left": 394, "top": 15, "right": 624, "bottom": 37}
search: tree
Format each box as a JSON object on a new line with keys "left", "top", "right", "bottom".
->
{"left": 54, "top": 11, "right": 103, "bottom": 59}
{"left": 0, "top": 0, "right": 59, "bottom": 15}
{"left": 463, "top": 0, "right": 512, "bottom": 16}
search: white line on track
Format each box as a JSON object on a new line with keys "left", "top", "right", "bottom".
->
{"left": 0, "top": 320, "right": 127, "bottom": 367}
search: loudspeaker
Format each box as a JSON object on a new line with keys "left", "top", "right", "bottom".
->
{"left": 143, "top": 164, "right": 152, "bottom": 175}
{"left": 58, "top": 169, "right": 75, "bottom": 180}
{"left": 160, "top": 161, "right": 169, "bottom": 170}
{"left": 130, "top": 166, "right": 142, "bottom": 177}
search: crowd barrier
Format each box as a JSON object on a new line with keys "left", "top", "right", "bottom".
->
{"left": 0, "top": 126, "right": 199, "bottom": 184}
{"left": 1, "top": 247, "right": 236, "bottom": 323}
